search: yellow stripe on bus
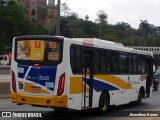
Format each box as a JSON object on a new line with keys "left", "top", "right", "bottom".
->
{"left": 70, "top": 77, "right": 89, "bottom": 94}
{"left": 94, "top": 75, "right": 132, "bottom": 89}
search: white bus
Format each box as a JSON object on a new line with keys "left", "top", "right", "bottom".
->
{"left": 11, "top": 36, "right": 153, "bottom": 112}
{"left": 0, "top": 55, "right": 9, "bottom": 65}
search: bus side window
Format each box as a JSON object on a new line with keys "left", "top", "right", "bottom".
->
{"left": 70, "top": 46, "right": 81, "bottom": 74}
{"left": 70, "top": 46, "right": 75, "bottom": 73}
{"left": 133, "top": 55, "right": 138, "bottom": 73}
{"left": 119, "top": 52, "right": 128, "bottom": 73}
{"left": 141, "top": 56, "right": 146, "bottom": 74}
{"left": 100, "top": 50, "right": 107, "bottom": 73}
{"left": 138, "top": 56, "right": 142, "bottom": 73}
{"left": 94, "top": 50, "right": 100, "bottom": 73}
{"left": 129, "top": 55, "right": 133, "bottom": 73}
{"left": 106, "top": 50, "right": 111, "bottom": 73}
{"left": 110, "top": 51, "right": 118, "bottom": 73}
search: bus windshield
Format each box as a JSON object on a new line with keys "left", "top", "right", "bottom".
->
{"left": 15, "top": 39, "right": 63, "bottom": 66}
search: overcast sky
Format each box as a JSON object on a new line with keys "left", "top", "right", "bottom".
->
{"left": 61, "top": 0, "right": 160, "bottom": 29}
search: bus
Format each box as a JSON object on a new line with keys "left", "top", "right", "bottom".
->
{"left": 11, "top": 35, "right": 153, "bottom": 112}
{"left": 0, "top": 55, "right": 9, "bottom": 65}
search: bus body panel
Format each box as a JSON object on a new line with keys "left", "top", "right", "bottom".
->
{"left": 11, "top": 36, "right": 68, "bottom": 108}
{"left": 11, "top": 36, "right": 153, "bottom": 111}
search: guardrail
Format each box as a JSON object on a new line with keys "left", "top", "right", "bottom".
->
{"left": 0, "top": 65, "right": 11, "bottom": 74}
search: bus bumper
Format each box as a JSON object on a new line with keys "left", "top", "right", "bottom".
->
{"left": 10, "top": 92, "right": 68, "bottom": 108}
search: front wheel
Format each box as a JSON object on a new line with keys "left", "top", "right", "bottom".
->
{"left": 154, "top": 83, "right": 159, "bottom": 91}
{"left": 98, "top": 92, "right": 109, "bottom": 112}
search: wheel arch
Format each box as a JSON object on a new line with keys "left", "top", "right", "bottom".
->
{"left": 99, "top": 89, "right": 110, "bottom": 104}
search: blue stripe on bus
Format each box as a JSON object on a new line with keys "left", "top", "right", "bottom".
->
{"left": 93, "top": 79, "right": 119, "bottom": 91}
{"left": 83, "top": 78, "right": 119, "bottom": 91}
{"left": 17, "top": 64, "right": 57, "bottom": 91}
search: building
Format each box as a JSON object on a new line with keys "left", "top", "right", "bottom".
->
{"left": 46, "top": 0, "right": 58, "bottom": 25}
{"left": 18, "top": 0, "right": 57, "bottom": 25}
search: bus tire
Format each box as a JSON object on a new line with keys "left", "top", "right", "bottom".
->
{"left": 98, "top": 92, "right": 109, "bottom": 112}
{"left": 154, "top": 83, "right": 159, "bottom": 91}
{"left": 135, "top": 89, "right": 143, "bottom": 105}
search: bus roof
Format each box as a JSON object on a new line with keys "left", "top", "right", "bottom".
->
{"left": 70, "top": 37, "right": 153, "bottom": 56}
{"left": 13, "top": 35, "right": 153, "bottom": 56}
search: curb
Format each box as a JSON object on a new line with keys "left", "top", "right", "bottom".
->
{"left": 0, "top": 82, "right": 10, "bottom": 96}
{"left": 0, "top": 94, "right": 10, "bottom": 99}
{"left": 0, "top": 65, "right": 10, "bottom": 74}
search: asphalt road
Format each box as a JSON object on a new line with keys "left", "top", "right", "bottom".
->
{"left": 0, "top": 90, "right": 160, "bottom": 120}
{"left": 0, "top": 74, "right": 160, "bottom": 120}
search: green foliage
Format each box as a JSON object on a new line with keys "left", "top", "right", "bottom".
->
{"left": 0, "top": 0, "right": 29, "bottom": 54}
{"left": 0, "top": 0, "right": 51, "bottom": 54}
{"left": 1, "top": 1, "right": 160, "bottom": 55}
{"left": 37, "top": 7, "right": 48, "bottom": 23}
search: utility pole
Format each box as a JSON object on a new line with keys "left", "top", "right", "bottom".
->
{"left": 100, "top": 21, "right": 101, "bottom": 39}
{"left": 56, "top": 0, "right": 61, "bottom": 36}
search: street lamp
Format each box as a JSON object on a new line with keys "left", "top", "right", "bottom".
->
{"left": 56, "top": 0, "right": 61, "bottom": 36}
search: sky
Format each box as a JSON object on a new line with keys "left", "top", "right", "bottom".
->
{"left": 61, "top": 0, "right": 160, "bottom": 29}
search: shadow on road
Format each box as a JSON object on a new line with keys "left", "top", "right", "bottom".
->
{"left": 39, "top": 103, "right": 146, "bottom": 119}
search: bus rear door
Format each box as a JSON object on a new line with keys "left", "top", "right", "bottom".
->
{"left": 82, "top": 49, "right": 94, "bottom": 108}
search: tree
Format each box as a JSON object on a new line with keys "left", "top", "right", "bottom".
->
{"left": 138, "top": 20, "right": 160, "bottom": 46}
{"left": 61, "top": 3, "right": 70, "bottom": 17}
{"left": 115, "top": 22, "right": 131, "bottom": 38}
{"left": 0, "top": 0, "right": 30, "bottom": 54}
{"left": 138, "top": 20, "right": 152, "bottom": 38}
{"left": 69, "top": 12, "right": 79, "bottom": 19}
{"left": 96, "top": 10, "right": 108, "bottom": 25}
{"left": 37, "top": 7, "right": 48, "bottom": 23}
{"left": 95, "top": 10, "right": 108, "bottom": 38}
{"left": 85, "top": 15, "right": 89, "bottom": 21}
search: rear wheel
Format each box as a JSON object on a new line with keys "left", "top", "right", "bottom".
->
{"left": 135, "top": 89, "right": 143, "bottom": 105}
{"left": 98, "top": 92, "right": 109, "bottom": 112}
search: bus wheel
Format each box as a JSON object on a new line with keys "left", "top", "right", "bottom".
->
{"left": 136, "top": 89, "right": 143, "bottom": 105}
{"left": 154, "top": 83, "right": 159, "bottom": 91}
{"left": 98, "top": 92, "right": 109, "bottom": 112}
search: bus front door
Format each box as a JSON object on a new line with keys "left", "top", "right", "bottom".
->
{"left": 82, "top": 50, "right": 93, "bottom": 108}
